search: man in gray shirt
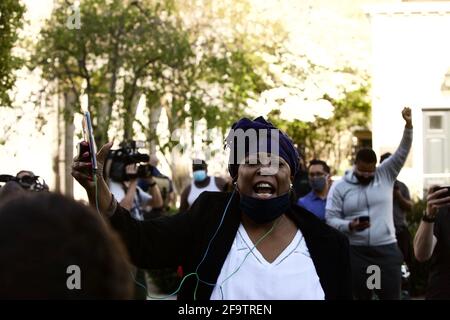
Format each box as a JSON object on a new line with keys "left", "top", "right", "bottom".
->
{"left": 380, "top": 152, "right": 413, "bottom": 268}
{"left": 326, "top": 107, "right": 413, "bottom": 300}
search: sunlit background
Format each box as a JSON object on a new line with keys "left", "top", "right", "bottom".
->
{"left": 2, "top": 0, "right": 450, "bottom": 201}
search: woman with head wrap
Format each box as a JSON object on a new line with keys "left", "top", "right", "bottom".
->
{"left": 72, "top": 117, "right": 352, "bottom": 300}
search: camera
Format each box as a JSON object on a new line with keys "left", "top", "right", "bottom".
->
{"left": 0, "top": 174, "right": 49, "bottom": 192}
{"left": 108, "top": 141, "right": 151, "bottom": 182}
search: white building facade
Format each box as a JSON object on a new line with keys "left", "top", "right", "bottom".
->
{"left": 367, "top": 1, "right": 450, "bottom": 198}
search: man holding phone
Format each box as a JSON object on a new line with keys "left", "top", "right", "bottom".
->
{"left": 414, "top": 186, "right": 450, "bottom": 299}
{"left": 326, "top": 107, "right": 413, "bottom": 300}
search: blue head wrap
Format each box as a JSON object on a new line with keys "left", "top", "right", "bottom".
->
{"left": 225, "top": 116, "right": 299, "bottom": 179}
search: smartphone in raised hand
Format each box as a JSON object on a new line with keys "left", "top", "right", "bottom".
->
{"left": 82, "top": 111, "right": 98, "bottom": 173}
{"left": 430, "top": 186, "right": 450, "bottom": 199}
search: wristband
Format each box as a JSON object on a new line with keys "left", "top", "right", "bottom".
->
{"left": 422, "top": 214, "right": 436, "bottom": 223}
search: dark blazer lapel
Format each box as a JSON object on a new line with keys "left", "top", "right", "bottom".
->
{"left": 195, "top": 192, "right": 241, "bottom": 299}
{"left": 193, "top": 198, "right": 343, "bottom": 300}
{"left": 288, "top": 204, "right": 341, "bottom": 298}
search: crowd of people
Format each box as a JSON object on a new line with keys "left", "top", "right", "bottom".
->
{"left": 1, "top": 107, "right": 450, "bottom": 300}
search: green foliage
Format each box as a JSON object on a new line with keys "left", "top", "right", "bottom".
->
{"left": 33, "top": 0, "right": 190, "bottom": 145}
{"left": 269, "top": 85, "right": 371, "bottom": 173}
{"left": 33, "top": 0, "right": 268, "bottom": 149}
{"left": 150, "top": 0, "right": 271, "bottom": 153}
{"left": 32, "top": 0, "right": 372, "bottom": 191}
{"left": 0, "top": 0, "right": 25, "bottom": 107}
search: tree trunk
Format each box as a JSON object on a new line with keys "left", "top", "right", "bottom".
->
{"left": 63, "top": 91, "right": 76, "bottom": 197}
{"left": 95, "top": 97, "right": 110, "bottom": 148}
{"left": 53, "top": 81, "right": 62, "bottom": 194}
{"left": 147, "top": 98, "right": 162, "bottom": 155}
{"left": 123, "top": 89, "right": 142, "bottom": 141}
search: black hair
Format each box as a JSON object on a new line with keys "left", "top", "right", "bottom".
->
{"left": 16, "top": 170, "right": 34, "bottom": 178}
{"left": 355, "top": 148, "right": 377, "bottom": 164}
{"left": 0, "top": 192, "right": 133, "bottom": 299}
{"left": 308, "top": 159, "right": 331, "bottom": 174}
{"left": 192, "top": 159, "right": 207, "bottom": 171}
{"left": 0, "top": 181, "right": 25, "bottom": 203}
{"left": 380, "top": 152, "right": 392, "bottom": 164}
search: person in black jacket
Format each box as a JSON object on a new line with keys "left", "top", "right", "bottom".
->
{"left": 72, "top": 117, "right": 352, "bottom": 300}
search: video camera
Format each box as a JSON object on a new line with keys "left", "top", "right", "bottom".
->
{"left": 0, "top": 174, "right": 49, "bottom": 192}
{"left": 108, "top": 140, "right": 152, "bottom": 182}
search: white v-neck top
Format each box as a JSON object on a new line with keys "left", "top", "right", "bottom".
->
{"left": 210, "top": 224, "right": 325, "bottom": 300}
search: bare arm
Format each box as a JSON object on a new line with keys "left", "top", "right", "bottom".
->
{"left": 414, "top": 187, "right": 450, "bottom": 262}
{"left": 120, "top": 180, "right": 138, "bottom": 210}
{"left": 394, "top": 187, "right": 413, "bottom": 211}
{"left": 147, "top": 182, "right": 163, "bottom": 208}
{"left": 413, "top": 220, "right": 437, "bottom": 262}
{"left": 378, "top": 107, "right": 413, "bottom": 181}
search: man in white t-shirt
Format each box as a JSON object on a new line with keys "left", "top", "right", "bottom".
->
{"left": 179, "top": 159, "right": 228, "bottom": 212}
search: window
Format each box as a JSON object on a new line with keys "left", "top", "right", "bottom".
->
{"left": 429, "top": 115, "right": 442, "bottom": 130}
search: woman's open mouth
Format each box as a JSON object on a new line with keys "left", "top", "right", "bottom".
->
{"left": 252, "top": 181, "right": 276, "bottom": 199}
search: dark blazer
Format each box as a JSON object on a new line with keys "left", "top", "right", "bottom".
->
{"left": 110, "top": 191, "right": 352, "bottom": 300}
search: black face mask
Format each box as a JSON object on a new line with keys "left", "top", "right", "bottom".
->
{"left": 239, "top": 192, "right": 290, "bottom": 224}
{"left": 355, "top": 174, "right": 374, "bottom": 186}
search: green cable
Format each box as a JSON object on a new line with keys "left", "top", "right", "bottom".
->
{"left": 93, "top": 174, "right": 101, "bottom": 216}
{"left": 92, "top": 168, "right": 278, "bottom": 300}
{"left": 193, "top": 274, "right": 200, "bottom": 300}
{"left": 130, "top": 270, "right": 199, "bottom": 300}
{"left": 133, "top": 218, "right": 280, "bottom": 300}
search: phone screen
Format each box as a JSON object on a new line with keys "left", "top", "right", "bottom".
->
{"left": 82, "top": 111, "right": 98, "bottom": 172}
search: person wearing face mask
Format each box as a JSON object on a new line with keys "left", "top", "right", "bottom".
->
{"left": 72, "top": 116, "right": 352, "bottom": 300}
{"left": 179, "top": 160, "right": 227, "bottom": 213}
{"left": 326, "top": 107, "right": 413, "bottom": 300}
{"left": 297, "top": 160, "right": 332, "bottom": 221}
